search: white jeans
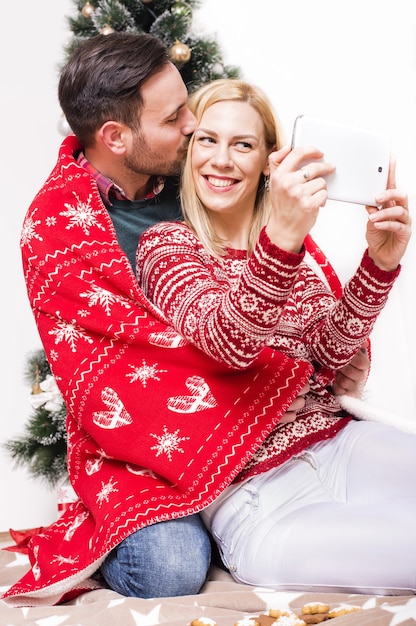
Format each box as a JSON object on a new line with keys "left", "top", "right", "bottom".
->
{"left": 209, "top": 420, "right": 416, "bottom": 595}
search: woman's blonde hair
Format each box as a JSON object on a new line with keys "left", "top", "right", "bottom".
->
{"left": 181, "top": 79, "right": 284, "bottom": 257}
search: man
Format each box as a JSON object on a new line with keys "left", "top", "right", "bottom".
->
{"left": 5, "top": 32, "right": 368, "bottom": 606}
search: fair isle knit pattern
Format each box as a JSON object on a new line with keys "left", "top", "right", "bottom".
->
{"left": 4, "top": 135, "right": 313, "bottom": 607}
{"left": 137, "top": 222, "right": 306, "bottom": 368}
{"left": 137, "top": 221, "right": 400, "bottom": 481}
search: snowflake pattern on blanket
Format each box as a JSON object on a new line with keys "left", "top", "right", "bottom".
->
{"left": 3, "top": 135, "right": 315, "bottom": 606}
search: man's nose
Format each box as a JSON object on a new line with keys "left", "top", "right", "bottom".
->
{"left": 183, "top": 108, "right": 197, "bottom": 135}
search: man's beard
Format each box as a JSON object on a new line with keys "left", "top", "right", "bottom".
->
{"left": 124, "top": 131, "right": 189, "bottom": 177}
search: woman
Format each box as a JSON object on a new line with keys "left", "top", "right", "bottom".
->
{"left": 136, "top": 79, "right": 415, "bottom": 594}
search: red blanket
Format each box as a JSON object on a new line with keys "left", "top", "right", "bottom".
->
{"left": 3, "top": 135, "right": 313, "bottom": 606}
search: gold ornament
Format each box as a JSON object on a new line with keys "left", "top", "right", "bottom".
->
{"left": 100, "top": 24, "right": 115, "bottom": 35}
{"left": 142, "top": 0, "right": 153, "bottom": 3}
{"left": 81, "top": 1, "right": 95, "bottom": 18}
{"left": 32, "top": 382, "right": 42, "bottom": 395}
{"left": 171, "top": 2, "right": 192, "bottom": 19}
{"left": 32, "top": 366, "right": 42, "bottom": 395}
{"left": 169, "top": 39, "right": 191, "bottom": 64}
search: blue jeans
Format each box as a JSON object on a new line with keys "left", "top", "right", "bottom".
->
{"left": 100, "top": 514, "right": 212, "bottom": 598}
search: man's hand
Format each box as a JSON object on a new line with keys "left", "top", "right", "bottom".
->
{"left": 279, "top": 343, "right": 370, "bottom": 428}
{"left": 332, "top": 343, "right": 370, "bottom": 398}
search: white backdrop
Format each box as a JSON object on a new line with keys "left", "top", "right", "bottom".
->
{"left": 1, "top": 0, "right": 415, "bottom": 530}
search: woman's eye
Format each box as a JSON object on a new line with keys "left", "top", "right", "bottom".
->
{"left": 236, "top": 141, "right": 253, "bottom": 151}
{"left": 198, "top": 136, "right": 216, "bottom": 145}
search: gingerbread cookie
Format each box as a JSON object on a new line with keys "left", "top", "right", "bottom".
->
{"left": 301, "top": 603, "right": 330, "bottom": 615}
{"left": 263, "top": 610, "right": 306, "bottom": 625}
{"left": 297, "top": 615, "right": 329, "bottom": 624}
{"left": 191, "top": 618, "right": 218, "bottom": 626}
{"left": 269, "top": 609, "right": 292, "bottom": 619}
{"left": 328, "top": 605, "right": 361, "bottom": 618}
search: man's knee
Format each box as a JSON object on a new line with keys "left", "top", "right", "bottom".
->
{"left": 100, "top": 514, "right": 211, "bottom": 598}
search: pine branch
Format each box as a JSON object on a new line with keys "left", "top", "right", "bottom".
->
{"left": 64, "top": 0, "right": 240, "bottom": 88}
{"left": 3, "top": 350, "right": 68, "bottom": 488}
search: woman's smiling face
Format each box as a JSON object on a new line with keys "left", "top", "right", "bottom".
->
{"left": 191, "top": 100, "right": 269, "bottom": 221}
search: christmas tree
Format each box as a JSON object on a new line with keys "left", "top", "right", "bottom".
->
{"left": 65, "top": 0, "right": 239, "bottom": 91}
{"left": 4, "top": 349, "right": 68, "bottom": 487}
{"left": 5, "top": 0, "right": 240, "bottom": 488}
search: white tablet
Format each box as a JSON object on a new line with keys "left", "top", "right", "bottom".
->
{"left": 291, "top": 115, "right": 391, "bottom": 206}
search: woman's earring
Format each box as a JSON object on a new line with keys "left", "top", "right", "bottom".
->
{"left": 264, "top": 175, "right": 270, "bottom": 192}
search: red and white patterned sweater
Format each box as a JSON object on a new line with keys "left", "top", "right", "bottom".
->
{"left": 137, "top": 221, "right": 400, "bottom": 480}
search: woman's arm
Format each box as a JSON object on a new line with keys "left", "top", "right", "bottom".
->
{"left": 267, "top": 148, "right": 410, "bottom": 372}
{"left": 137, "top": 221, "right": 304, "bottom": 369}
{"left": 296, "top": 251, "right": 400, "bottom": 370}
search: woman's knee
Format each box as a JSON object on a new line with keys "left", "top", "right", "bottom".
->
{"left": 100, "top": 514, "right": 211, "bottom": 598}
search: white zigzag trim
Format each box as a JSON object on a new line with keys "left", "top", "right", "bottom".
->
{"left": 103, "top": 361, "right": 305, "bottom": 546}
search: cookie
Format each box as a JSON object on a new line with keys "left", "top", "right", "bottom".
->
{"left": 297, "top": 614, "right": 330, "bottom": 624}
{"left": 266, "top": 611, "right": 306, "bottom": 625}
{"left": 256, "top": 615, "right": 278, "bottom": 626}
{"left": 327, "top": 606, "right": 361, "bottom": 618}
{"left": 191, "top": 618, "right": 218, "bottom": 626}
{"left": 301, "top": 603, "right": 330, "bottom": 615}
{"left": 269, "top": 610, "right": 292, "bottom": 619}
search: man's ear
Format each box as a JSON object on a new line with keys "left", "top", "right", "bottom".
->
{"left": 99, "top": 121, "right": 128, "bottom": 155}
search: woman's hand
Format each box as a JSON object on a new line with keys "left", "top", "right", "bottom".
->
{"left": 266, "top": 145, "right": 336, "bottom": 253}
{"left": 366, "top": 159, "right": 411, "bottom": 271}
{"left": 332, "top": 342, "right": 370, "bottom": 398}
{"left": 278, "top": 382, "right": 310, "bottom": 426}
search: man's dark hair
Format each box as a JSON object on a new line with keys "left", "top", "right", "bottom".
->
{"left": 59, "top": 32, "right": 170, "bottom": 146}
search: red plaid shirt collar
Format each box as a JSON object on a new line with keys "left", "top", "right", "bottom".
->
{"left": 76, "top": 151, "right": 165, "bottom": 204}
